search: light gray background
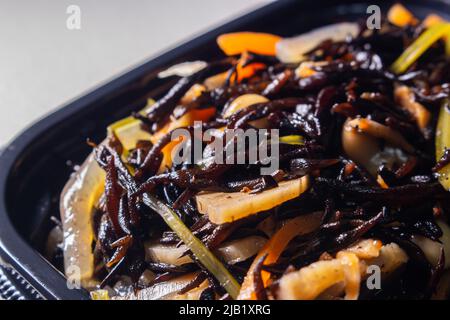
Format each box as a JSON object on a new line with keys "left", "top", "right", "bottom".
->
{"left": 0, "top": 0, "right": 269, "bottom": 145}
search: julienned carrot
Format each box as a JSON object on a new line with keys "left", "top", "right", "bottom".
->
{"left": 436, "top": 99, "right": 450, "bottom": 191}
{"left": 217, "top": 32, "right": 282, "bottom": 56}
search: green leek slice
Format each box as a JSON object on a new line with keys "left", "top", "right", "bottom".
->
{"left": 279, "top": 135, "right": 304, "bottom": 145}
{"left": 436, "top": 99, "right": 450, "bottom": 191}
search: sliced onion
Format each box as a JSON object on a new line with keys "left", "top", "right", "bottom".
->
{"left": 145, "top": 236, "right": 267, "bottom": 266}
{"left": 257, "top": 215, "right": 276, "bottom": 237}
{"left": 276, "top": 23, "right": 359, "bottom": 63}
{"left": 365, "top": 243, "right": 409, "bottom": 275}
{"left": 138, "top": 269, "right": 156, "bottom": 288}
{"left": 204, "top": 72, "right": 227, "bottom": 90}
{"left": 294, "top": 61, "right": 327, "bottom": 78}
{"left": 60, "top": 153, "right": 105, "bottom": 289}
{"left": 277, "top": 241, "right": 408, "bottom": 300}
{"left": 437, "top": 220, "right": 450, "bottom": 269}
{"left": 342, "top": 118, "right": 412, "bottom": 176}
{"left": 436, "top": 100, "right": 450, "bottom": 191}
{"left": 114, "top": 272, "right": 207, "bottom": 300}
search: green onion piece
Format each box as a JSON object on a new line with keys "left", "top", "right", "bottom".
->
{"left": 391, "top": 23, "right": 450, "bottom": 74}
{"left": 279, "top": 135, "right": 304, "bottom": 145}
{"left": 142, "top": 193, "right": 241, "bottom": 299}
{"left": 436, "top": 99, "right": 450, "bottom": 191}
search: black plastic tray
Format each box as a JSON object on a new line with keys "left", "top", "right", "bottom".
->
{"left": 1, "top": 0, "right": 449, "bottom": 300}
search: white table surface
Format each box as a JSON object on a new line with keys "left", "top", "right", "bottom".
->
{"left": 0, "top": 0, "right": 270, "bottom": 146}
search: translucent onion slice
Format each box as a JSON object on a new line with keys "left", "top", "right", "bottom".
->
{"left": 61, "top": 113, "right": 152, "bottom": 288}
{"left": 217, "top": 32, "right": 281, "bottom": 56}
{"left": 437, "top": 220, "right": 450, "bottom": 269}
{"left": 141, "top": 193, "right": 241, "bottom": 299}
{"left": 411, "top": 235, "right": 443, "bottom": 267}
{"left": 145, "top": 236, "right": 266, "bottom": 266}
{"left": 365, "top": 243, "right": 409, "bottom": 275}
